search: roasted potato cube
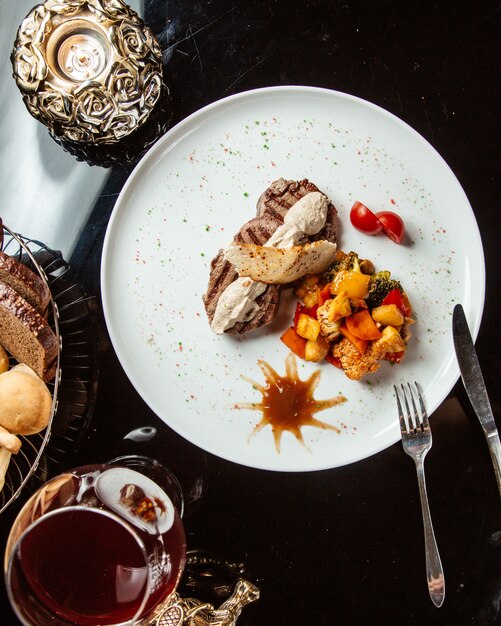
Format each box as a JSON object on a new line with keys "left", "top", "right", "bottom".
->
{"left": 296, "top": 314, "right": 321, "bottom": 341}
{"left": 304, "top": 275, "right": 320, "bottom": 287}
{"left": 305, "top": 335, "right": 330, "bottom": 362}
{"left": 371, "top": 304, "right": 404, "bottom": 327}
{"left": 295, "top": 275, "right": 320, "bottom": 307}
{"left": 302, "top": 290, "right": 319, "bottom": 308}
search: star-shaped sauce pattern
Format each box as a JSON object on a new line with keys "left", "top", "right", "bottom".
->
{"left": 235, "top": 353, "right": 347, "bottom": 452}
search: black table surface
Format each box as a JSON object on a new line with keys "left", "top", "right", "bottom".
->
{"left": 1, "top": 1, "right": 500, "bottom": 625}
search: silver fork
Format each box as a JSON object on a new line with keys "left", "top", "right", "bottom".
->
{"left": 395, "top": 382, "right": 445, "bottom": 608}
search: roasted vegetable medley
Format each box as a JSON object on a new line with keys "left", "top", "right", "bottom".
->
{"left": 280, "top": 250, "right": 415, "bottom": 380}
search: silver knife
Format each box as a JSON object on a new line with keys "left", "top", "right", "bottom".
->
{"left": 452, "top": 303, "right": 501, "bottom": 497}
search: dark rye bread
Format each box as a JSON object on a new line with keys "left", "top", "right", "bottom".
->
{"left": 0, "top": 251, "right": 50, "bottom": 315}
{"left": 0, "top": 282, "right": 57, "bottom": 382}
{"left": 203, "top": 178, "right": 338, "bottom": 334}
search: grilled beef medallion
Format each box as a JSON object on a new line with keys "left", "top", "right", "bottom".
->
{"left": 202, "top": 178, "right": 338, "bottom": 335}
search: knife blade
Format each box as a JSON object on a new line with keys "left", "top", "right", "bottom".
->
{"left": 453, "top": 303, "right": 501, "bottom": 496}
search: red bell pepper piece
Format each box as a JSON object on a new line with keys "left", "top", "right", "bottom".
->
{"left": 325, "top": 353, "right": 342, "bottom": 368}
{"left": 293, "top": 301, "right": 318, "bottom": 329}
{"left": 381, "top": 289, "right": 408, "bottom": 316}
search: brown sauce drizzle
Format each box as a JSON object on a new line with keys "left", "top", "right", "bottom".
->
{"left": 235, "top": 353, "right": 347, "bottom": 452}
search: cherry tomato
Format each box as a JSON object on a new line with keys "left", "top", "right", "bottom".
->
{"left": 350, "top": 201, "right": 383, "bottom": 235}
{"left": 376, "top": 211, "right": 405, "bottom": 244}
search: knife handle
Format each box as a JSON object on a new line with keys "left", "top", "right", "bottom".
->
{"left": 486, "top": 432, "right": 501, "bottom": 498}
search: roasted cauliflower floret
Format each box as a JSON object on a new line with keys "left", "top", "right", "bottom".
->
{"left": 329, "top": 291, "right": 352, "bottom": 321}
{"left": 317, "top": 299, "right": 342, "bottom": 341}
{"left": 371, "top": 326, "right": 406, "bottom": 359}
{"left": 333, "top": 338, "right": 380, "bottom": 380}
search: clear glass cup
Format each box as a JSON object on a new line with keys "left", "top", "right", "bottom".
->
{"left": 4, "top": 455, "right": 186, "bottom": 626}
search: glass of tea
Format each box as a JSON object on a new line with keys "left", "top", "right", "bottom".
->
{"left": 4, "top": 455, "right": 186, "bottom": 626}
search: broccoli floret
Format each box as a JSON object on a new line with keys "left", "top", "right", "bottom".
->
{"left": 323, "top": 251, "right": 361, "bottom": 282}
{"left": 367, "top": 271, "right": 403, "bottom": 309}
{"left": 340, "top": 251, "right": 361, "bottom": 273}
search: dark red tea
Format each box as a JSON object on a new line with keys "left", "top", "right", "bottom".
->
{"left": 8, "top": 463, "right": 186, "bottom": 626}
{"left": 19, "top": 509, "right": 148, "bottom": 625}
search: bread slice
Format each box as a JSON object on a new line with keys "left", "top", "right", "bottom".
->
{"left": 0, "top": 251, "right": 50, "bottom": 315}
{"left": 0, "top": 282, "right": 57, "bottom": 382}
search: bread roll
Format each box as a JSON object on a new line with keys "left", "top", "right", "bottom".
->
{"left": 0, "top": 425, "right": 21, "bottom": 453}
{"left": 0, "top": 366, "right": 52, "bottom": 435}
{"left": 0, "top": 447, "right": 11, "bottom": 492}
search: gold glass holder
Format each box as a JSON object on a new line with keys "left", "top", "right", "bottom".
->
{"left": 11, "top": 0, "right": 163, "bottom": 144}
{"left": 156, "top": 580, "right": 260, "bottom": 626}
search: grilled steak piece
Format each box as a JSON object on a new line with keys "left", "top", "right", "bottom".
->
{"left": 256, "top": 178, "right": 338, "bottom": 244}
{"left": 203, "top": 178, "right": 338, "bottom": 335}
{"left": 203, "top": 251, "right": 280, "bottom": 334}
{"left": 203, "top": 215, "right": 283, "bottom": 335}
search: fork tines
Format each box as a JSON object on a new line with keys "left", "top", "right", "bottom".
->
{"left": 394, "top": 382, "right": 429, "bottom": 434}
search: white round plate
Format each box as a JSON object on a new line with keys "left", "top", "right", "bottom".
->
{"left": 101, "top": 86, "right": 484, "bottom": 472}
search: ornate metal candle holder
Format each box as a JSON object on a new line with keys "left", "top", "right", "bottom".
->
{"left": 11, "top": 0, "right": 163, "bottom": 144}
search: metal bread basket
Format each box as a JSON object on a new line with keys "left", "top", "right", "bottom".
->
{"left": 0, "top": 224, "right": 61, "bottom": 514}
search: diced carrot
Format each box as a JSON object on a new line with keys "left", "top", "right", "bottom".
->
{"left": 345, "top": 310, "right": 382, "bottom": 340}
{"left": 280, "top": 326, "right": 307, "bottom": 359}
{"left": 317, "top": 283, "right": 332, "bottom": 306}
{"left": 340, "top": 323, "right": 368, "bottom": 354}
